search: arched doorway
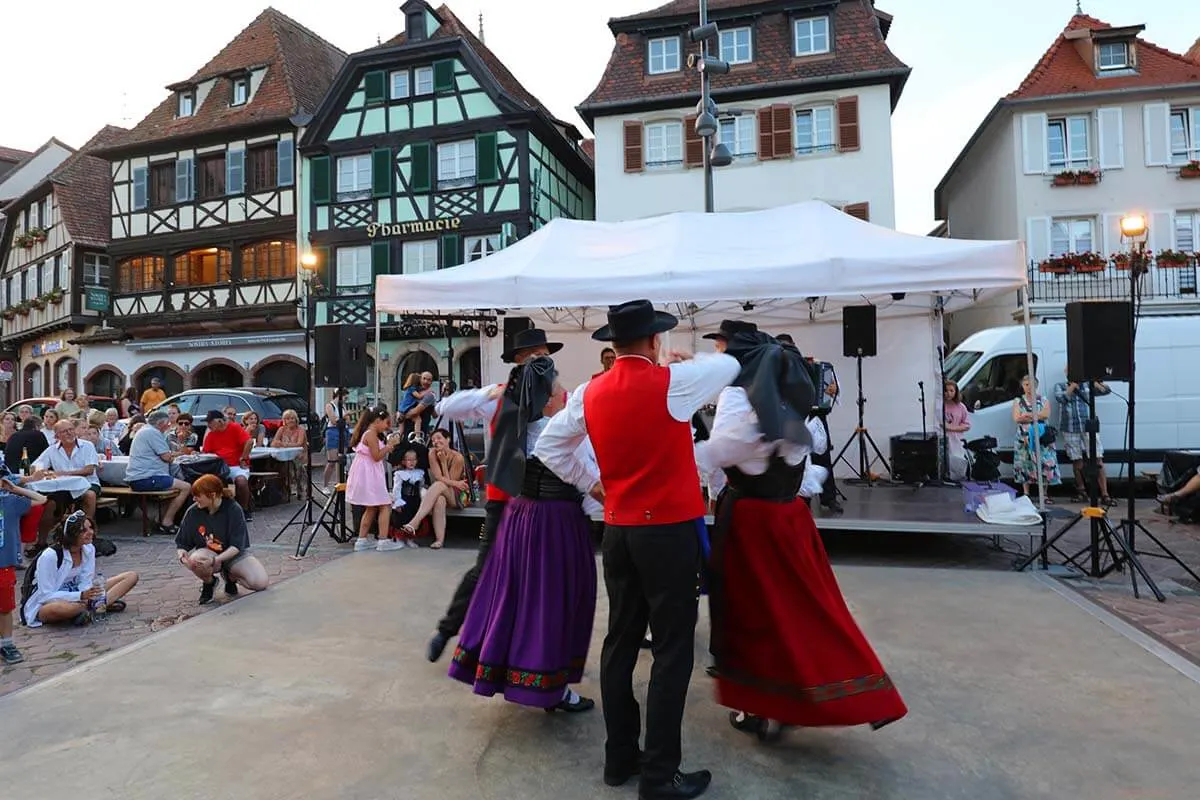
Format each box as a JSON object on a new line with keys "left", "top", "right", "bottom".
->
{"left": 54, "top": 357, "right": 79, "bottom": 394}
{"left": 86, "top": 369, "right": 124, "bottom": 399}
{"left": 396, "top": 350, "right": 439, "bottom": 399}
{"left": 193, "top": 363, "right": 244, "bottom": 389}
{"left": 254, "top": 359, "right": 307, "bottom": 397}
{"left": 137, "top": 366, "right": 184, "bottom": 396}
{"left": 24, "top": 363, "right": 41, "bottom": 399}
{"left": 458, "top": 347, "right": 481, "bottom": 390}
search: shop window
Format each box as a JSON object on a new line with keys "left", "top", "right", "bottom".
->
{"left": 117, "top": 256, "right": 165, "bottom": 293}
{"left": 242, "top": 240, "right": 296, "bottom": 282}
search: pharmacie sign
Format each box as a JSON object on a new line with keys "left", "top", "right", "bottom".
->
{"left": 366, "top": 218, "right": 462, "bottom": 238}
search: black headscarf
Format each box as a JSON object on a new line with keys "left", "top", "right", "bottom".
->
{"left": 485, "top": 355, "right": 557, "bottom": 496}
{"left": 723, "top": 331, "right": 816, "bottom": 446}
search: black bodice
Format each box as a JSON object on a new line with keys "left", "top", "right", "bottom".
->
{"left": 723, "top": 457, "right": 805, "bottom": 501}
{"left": 521, "top": 457, "right": 583, "bottom": 502}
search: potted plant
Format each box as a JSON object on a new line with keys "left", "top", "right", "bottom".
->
{"left": 29, "top": 296, "right": 46, "bottom": 311}
{"left": 1039, "top": 256, "right": 1071, "bottom": 274}
{"left": 30, "top": 226, "right": 47, "bottom": 243}
{"left": 46, "top": 287, "right": 64, "bottom": 305}
{"left": 1075, "top": 169, "right": 1100, "bottom": 185}
{"left": 1052, "top": 170, "right": 1077, "bottom": 187}
{"left": 1074, "top": 252, "right": 1107, "bottom": 272}
{"left": 1112, "top": 253, "right": 1131, "bottom": 270}
{"left": 1, "top": 308, "right": 15, "bottom": 321}
{"left": 14, "top": 301, "right": 30, "bottom": 317}
{"left": 1180, "top": 160, "right": 1200, "bottom": 179}
{"left": 1156, "top": 249, "right": 1192, "bottom": 268}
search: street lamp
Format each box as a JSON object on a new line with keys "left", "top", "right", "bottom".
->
{"left": 688, "top": 1, "right": 731, "bottom": 212}
{"left": 300, "top": 251, "right": 318, "bottom": 268}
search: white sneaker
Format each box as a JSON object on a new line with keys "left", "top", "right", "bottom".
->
{"left": 353, "top": 538, "right": 374, "bottom": 552}
{"left": 377, "top": 539, "right": 405, "bottom": 552}
{"left": 405, "top": 540, "right": 420, "bottom": 549}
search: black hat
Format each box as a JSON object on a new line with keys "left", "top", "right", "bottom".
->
{"left": 592, "top": 299, "right": 678, "bottom": 342}
{"left": 776, "top": 333, "right": 795, "bottom": 345}
{"left": 502, "top": 328, "right": 563, "bottom": 363}
{"left": 703, "top": 319, "right": 759, "bottom": 341}
{"left": 205, "top": 409, "right": 225, "bottom": 423}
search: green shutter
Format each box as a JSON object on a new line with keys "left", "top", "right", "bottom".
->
{"left": 433, "top": 59, "right": 454, "bottom": 93}
{"left": 371, "top": 241, "right": 391, "bottom": 279}
{"left": 410, "top": 142, "right": 432, "bottom": 191}
{"left": 371, "top": 148, "right": 392, "bottom": 197}
{"left": 440, "top": 234, "right": 460, "bottom": 268}
{"left": 476, "top": 132, "right": 499, "bottom": 184}
{"left": 310, "top": 155, "right": 331, "bottom": 204}
{"left": 364, "top": 70, "right": 386, "bottom": 104}
{"left": 314, "top": 246, "right": 332, "bottom": 291}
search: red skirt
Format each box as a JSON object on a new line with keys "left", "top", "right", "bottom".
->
{"left": 710, "top": 496, "right": 907, "bottom": 727}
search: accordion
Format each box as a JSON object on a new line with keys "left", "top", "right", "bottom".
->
{"left": 809, "top": 360, "right": 839, "bottom": 411}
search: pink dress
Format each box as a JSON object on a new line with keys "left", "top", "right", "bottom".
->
{"left": 346, "top": 439, "right": 390, "bottom": 507}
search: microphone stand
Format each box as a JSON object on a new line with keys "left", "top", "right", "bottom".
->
{"left": 918, "top": 380, "right": 927, "bottom": 440}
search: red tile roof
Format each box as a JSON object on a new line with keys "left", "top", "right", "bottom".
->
{"left": 105, "top": 8, "right": 345, "bottom": 152}
{"left": 0, "top": 146, "right": 31, "bottom": 164}
{"left": 49, "top": 126, "right": 128, "bottom": 248}
{"left": 579, "top": 0, "right": 908, "bottom": 123}
{"left": 1007, "top": 14, "right": 1200, "bottom": 100}
{"left": 1186, "top": 37, "right": 1200, "bottom": 65}
{"left": 580, "top": 139, "right": 596, "bottom": 161}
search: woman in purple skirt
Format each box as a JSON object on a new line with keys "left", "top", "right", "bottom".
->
{"left": 447, "top": 356, "right": 599, "bottom": 712}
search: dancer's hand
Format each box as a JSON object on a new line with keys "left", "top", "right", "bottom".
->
{"left": 588, "top": 481, "right": 605, "bottom": 503}
{"left": 663, "top": 350, "right": 691, "bottom": 365}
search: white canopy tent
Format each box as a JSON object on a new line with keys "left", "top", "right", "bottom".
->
{"left": 373, "top": 200, "right": 1043, "bottom": 499}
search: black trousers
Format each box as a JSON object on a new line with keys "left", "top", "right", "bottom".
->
{"left": 600, "top": 521, "right": 700, "bottom": 783}
{"left": 436, "top": 499, "right": 505, "bottom": 638}
{"left": 810, "top": 413, "right": 839, "bottom": 505}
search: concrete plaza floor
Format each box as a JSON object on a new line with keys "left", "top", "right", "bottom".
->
{"left": 3, "top": 550, "right": 1200, "bottom": 800}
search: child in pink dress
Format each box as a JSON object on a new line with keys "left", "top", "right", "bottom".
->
{"left": 345, "top": 407, "right": 402, "bottom": 552}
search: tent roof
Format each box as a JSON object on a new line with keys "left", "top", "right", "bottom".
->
{"left": 374, "top": 201, "right": 1026, "bottom": 330}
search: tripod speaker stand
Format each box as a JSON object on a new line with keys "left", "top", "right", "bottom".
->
{"left": 832, "top": 353, "right": 892, "bottom": 484}
{"left": 275, "top": 389, "right": 353, "bottom": 557}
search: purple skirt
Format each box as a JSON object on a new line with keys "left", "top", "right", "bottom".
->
{"left": 448, "top": 496, "right": 597, "bottom": 708}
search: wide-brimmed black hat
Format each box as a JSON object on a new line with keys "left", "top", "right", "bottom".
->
{"left": 592, "top": 299, "right": 677, "bottom": 342}
{"left": 502, "top": 328, "right": 563, "bottom": 363}
{"left": 703, "top": 319, "right": 759, "bottom": 341}
{"left": 776, "top": 333, "right": 794, "bottom": 345}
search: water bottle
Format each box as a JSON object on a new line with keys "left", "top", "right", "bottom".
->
{"left": 90, "top": 572, "right": 107, "bottom": 621}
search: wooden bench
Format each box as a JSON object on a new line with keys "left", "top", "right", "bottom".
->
{"left": 102, "top": 486, "right": 181, "bottom": 536}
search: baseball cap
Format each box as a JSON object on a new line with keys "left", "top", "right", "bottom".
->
{"left": 205, "top": 409, "right": 225, "bottom": 423}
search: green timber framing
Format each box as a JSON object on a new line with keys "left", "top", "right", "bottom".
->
{"left": 300, "top": 31, "right": 595, "bottom": 334}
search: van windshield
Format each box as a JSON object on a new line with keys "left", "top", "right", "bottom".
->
{"left": 943, "top": 350, "right": 982, "bottom": 384}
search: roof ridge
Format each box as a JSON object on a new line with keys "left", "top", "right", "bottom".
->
{"left": 267, "top": 10, "right": 300, "bottom": 117}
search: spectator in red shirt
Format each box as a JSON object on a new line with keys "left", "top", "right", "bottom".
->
{"left": 201, "top": 410, "right": 254, "bottom": 519}
{"left": 592, "top": 347, "right": 616, "bottom": 379}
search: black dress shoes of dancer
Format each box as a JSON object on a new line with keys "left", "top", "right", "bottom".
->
{"left": 821, "top": 499, "right": 845, "bottom": 515}
{"left": 544, "top": 693, "right": 595, "bottom": 713}
{"left": 604, "top": 750, "right": 643, "bottom": 787}
{"left": 427, "top": 632, "right": 449, "bottom": 662}
{"left": 638, "top": 769, "right": 713, "bottom": 800}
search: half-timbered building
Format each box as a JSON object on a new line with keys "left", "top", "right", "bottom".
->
{"left": 299, "top": 1, "right": 594, "bottom": 406}
{"left": 81, "top": 9, "right": 344, "bottom": 398}
{"left": 0, "top": 127, "right": 124, "bottom": 408}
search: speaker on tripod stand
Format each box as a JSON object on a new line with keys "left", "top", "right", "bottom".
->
{"left": 832, "top": 305, "right": 892, "bottom": 484}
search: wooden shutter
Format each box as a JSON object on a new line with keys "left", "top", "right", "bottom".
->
{"left": 843, "top": 202, "right": 869, "bottom": 221}
{"left": 1096, "top": 107, "right": 1124, "bottom": 170}
{"left": 364, "top": 70, "right": 386, "bottom": 104}
{"left": 684, "top": 115, "right": 704, "bottom": 167}
{"left": 440, "top": 233, "right": 461, "bottom": 268}
{"left": 623, "top": 121, "right": 644, "bottom": 172}
{"left": 310, "top": 155, "right": 331, "bottom": 203}
{"left": 175, "top": 158, "right": 193, "bottom": 202}
{"left": 1143, "top": 103, "right": 1171, "bottom": 167}
{"left": 409, "top": 142, "right": 432, "bottom": 191}
{"left": 757, "top": 108, "right": 775, "bottom": 159}
{"left": 226, "top": 149, "right": 245, "bottom": 195}
{"left": 133, "top": 167, "right": 148, "bottom": 210}
{"left": 371, "top": 240, "right": 390, "bottom": 280}
{"left": 433, "top": 60, "right": 455, "bottom": 93}
{"left": 836, "top": 96, "right": 860, "bottom": 152}
{"left": 1025, "top": 217, "right": 1052, "bottom": 263}
{"left": 476, "top": 132, "right": 499, "bottom": 183}
{"left": 277, "top": 138, "right": 294, "bottom": 186}
{"left": 371, "top": 148, "right": 392, "bottom": 197}
{"left": 1021, "top": 113, "right": 1049, "bottom": 174}
{"left": 770, "top": 104, "right": 793, "bottom": 159}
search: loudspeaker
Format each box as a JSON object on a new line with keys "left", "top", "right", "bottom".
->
{"left": 890, "top": 432, "right": 938, "bottom": 483}
{"left": 842, "top": 304, "right": 877, "bottom": 357}
{"left": 314, "top": 324, "right": 368, "bottom": 388}
{"left": 1065, "top": 301, "right": 1132, "bottom": 383}
{"left": 502, "top": 315, "right": 533, "bottom": 357}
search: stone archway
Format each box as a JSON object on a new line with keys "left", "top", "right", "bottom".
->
{"left": 253, "top": 355, "right": 308, "bottom": 397}
{"left": 85, "top": 365, "right": 125, "bottom": 399}
{"left": 133, "top": 361, "right": 185, "bottom": 396}
{"left": 191, "top": 357, "right": 246, "bottom": 390}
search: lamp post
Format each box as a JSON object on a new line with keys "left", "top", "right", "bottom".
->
{"left": 1119, "top": 212, "right": 1148, "bottom": 552}
{"left": 690, "top": 1, "right": 732, "bottom": 213}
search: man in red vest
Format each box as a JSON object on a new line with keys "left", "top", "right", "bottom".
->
{"left": 536, "top": 300, "right": 738, "bottom": 800}
{"left": 425, "top": 327, "right": 561, "bottom": 662}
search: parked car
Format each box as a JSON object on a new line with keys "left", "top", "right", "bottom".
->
{"left": 148, "top": 387, "right": 322, "bottom": 452}
{"left": 4, "top": 395, "right": 118, "bottom": 419}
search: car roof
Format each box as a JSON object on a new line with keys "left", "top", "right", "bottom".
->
{"left": 172, "top": 387, "right": 299, "bottom": 397}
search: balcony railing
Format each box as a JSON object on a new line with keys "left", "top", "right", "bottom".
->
{"left": 1025, "top": 254, "right": 1199, "bottom": 305}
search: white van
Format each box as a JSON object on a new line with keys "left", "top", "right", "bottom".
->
{"left": 944, "top": 317, "right": 1200, "bottom": 479}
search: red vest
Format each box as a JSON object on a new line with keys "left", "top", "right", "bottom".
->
{"left": 584, "top": 356, "right": 704, "bottom": 525}
{"left": 484, "top": 386, "right": 509, "bottom": 503}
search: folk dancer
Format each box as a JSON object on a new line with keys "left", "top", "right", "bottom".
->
{"left": 780, "top": 333, "right": 844, "bottom": 514}
{"left": 696, "top": 330, "right": 907, "bottom": 742}
{"left": 536, "top": 300, "right": 738, "bottom": 800}
{"left": 425, "top": 328, "right": 561, "bottom": 662}
{"left": 447, "top": 354, "right": 600, "bottom": 713}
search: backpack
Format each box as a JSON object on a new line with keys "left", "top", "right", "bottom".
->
{"left": 18, "top": 546, "right": 63, "bottom": 626}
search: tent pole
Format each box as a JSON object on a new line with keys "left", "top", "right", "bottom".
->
{"left": 374, "top": 311, "right": 382, "bottom": 407}
{"left": 1019, "top": 286, "right": 1045, "bottom": 512}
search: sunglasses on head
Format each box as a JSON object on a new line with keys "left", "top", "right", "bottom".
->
{"left": 65, "top": 509, "right": 87, "bottom": 526}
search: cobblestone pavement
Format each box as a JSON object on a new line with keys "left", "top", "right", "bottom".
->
{"left": 1, "top": 499, "right": 349, "bottom": 697}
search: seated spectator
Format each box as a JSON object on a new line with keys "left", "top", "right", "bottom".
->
{"left": 5, "top": 416, "right": 48, "bottom": 474}
{"left": 1, "top": 477, "right": 48, "bottom": 664}
{"left": 99, "top": 408, "right": 127, "bottom": 451}
{"left": 40, "top": 408, "right": 60, "bottom": 446}
{"left": 224, "top": 405, "right": 239, "bottom": 424}
{"left": 22, "top": 511, "right": 139, "bottom": 627}
{"left": 389, "top": 449, "right": 426, "bottom": 548}
{"left": 241, "top": 411, "right": 266, "bottom": 447}
{"left": 397, "top": 428, "right": 468, "bottom": 549}
{"left": 126, "top": 409, "right": 192, "bottom": 535}
{"left": 166, "top": 403, "right": 180, "bottom": 428}
{"left": 86, "top": 408, "right": 106, "bottom": 429}
{"left": 167, "top": 413, "right": 198, "bottom": 452}
{"left": 56, "top": 388, "right": 81, "bottom": 419}
{"left": 175, "top": 474, "right": 268, "bottom": 605}
{"left": 119, "top": 417, "right": 146, "bottom": 455}
{"left": 271, "top": 409, "right": 308, "bottom": 499}
{"left": 31, "top": 419, "right": 101, "bottom": 522}
{"left": 75, "top": 394, "right": 93, "bottom": 420}
{"left": 76, "top": 420, "right": 102, "bottom": 449}
{"left": 201, "top": 410, "right": 253, "bottom": 519}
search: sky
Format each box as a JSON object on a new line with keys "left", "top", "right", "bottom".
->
{"left": 0, "top": 0, "right": 1195, "bottom": 234}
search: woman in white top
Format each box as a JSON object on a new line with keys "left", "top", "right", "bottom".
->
{"left": 41, "top": 408, "right": 60, "bottom": 445}
{"left": 323, "top": 389, "right": 348, "bottom": 487}
{"left": 23, "top": 513, "right": 139, "bottom": 627}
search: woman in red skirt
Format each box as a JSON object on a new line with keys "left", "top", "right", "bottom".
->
{"left": 697, "top": 330, "right": 906, "bottom": 742}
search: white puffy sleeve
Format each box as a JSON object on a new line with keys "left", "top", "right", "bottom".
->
{"left": 694, "top": 387, "right": 764, "bottom": 471}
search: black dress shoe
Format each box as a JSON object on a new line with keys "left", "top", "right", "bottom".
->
{"left": 427, "top": 632, "right": 449, "bottom": 662}
{"left": 640, "top": 637, "right": 653, "bottom": 649}
{"left": 822, "top": 500, "right": 845, "bottom": 514}
{"left": 545, "top": 693, "right": 595, "bottom": 713}
{"left": 603, "top": 750, "right": 643, "bottom": 787}
{"left": 638, "top": 770, "right": 712, "bottom": 800}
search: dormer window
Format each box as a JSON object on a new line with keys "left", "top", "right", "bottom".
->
{"left": 177, "top": 90, "right": 196, "bottom": 118}
{"left": 1097, "top": 41, "right": 1130, "bottom": 70}
{"left": 794, "top": 16, "right": 831, "bottom": 57}
{"left": 231, "top": 76, "right": 250, "bottom": 106}
{"left": 647, "top": 36, "right": 681, "bottom": 74}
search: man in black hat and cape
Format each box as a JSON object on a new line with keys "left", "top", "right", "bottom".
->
{"left": 424, "top": 328, "right": 562, "bottom": 663}
{"left": 536, "top": 300, "right": 738, "bottom": 800}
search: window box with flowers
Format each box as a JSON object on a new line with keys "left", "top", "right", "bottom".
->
{"left": 1156, "top": 249, "right": 1193, "bottom": 268}
{"left": 1, "top": 308, "right": 15, "bottom": 321}
{"left": 29, "top": 296, "right": 46, "bottom": 311}
{"left": 1111, "top": 253, "right": 1131, "bottom": 270}
{"left": 1039, "top": 252, "right": 1107, "bottom": 274}
{"left": 15, "top": 227, "right": 48, "bottom": 248}
{"left": 1051, "top": 170, "right": 1076, "bottom": 187}
{"left": 13, "top": 301, "right": 30, "bottom": 317}
{"left": 46, "top": 288, "right": 64, "bottom": 305}
{"left": 1179, "top": 161, "right": 1200, "bottom": 179}
{"left": 1075, "top": 169, "right": 1100, "bottom": 185}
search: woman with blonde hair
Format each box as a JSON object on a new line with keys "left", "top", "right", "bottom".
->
{"left": 271, "top": 409, "right": 309, "bottom": 499}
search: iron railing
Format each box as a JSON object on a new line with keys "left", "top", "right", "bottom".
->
{"left": 1025, "top": 257, "right": 1198, "bottom": 304}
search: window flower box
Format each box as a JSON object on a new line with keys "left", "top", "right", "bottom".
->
{"left": 1051, "top": 171, "right": 1076, "bottom": 187}
{"left": 1111, "top": 253, "right": 1131, "bottom": 270}
{"left": 1156, "top": 249, "right": 1192, "bottom": 268}
{"left": 1075, "top": 169, "right": 1100, "bottom": 185}
{"left": 1039, "top": 252, "right": 1106, "bottom": 274}
{"left": 1, "top": 309, "right": 15, "bottom": 321}
{"left": 1038, "top": 258, "right": 1071, "bottom": 274}
{"left": 1180, "top": 161, "right": 1200, "bottom": 179}
{"left": 29, "top": 297, "right": 46, "bottom": 311}
{"left": 46, "top": 288, "right": 64, "bottom": 305}
{"left": 13, "top": 302, "right": 30, "bottom": 317}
